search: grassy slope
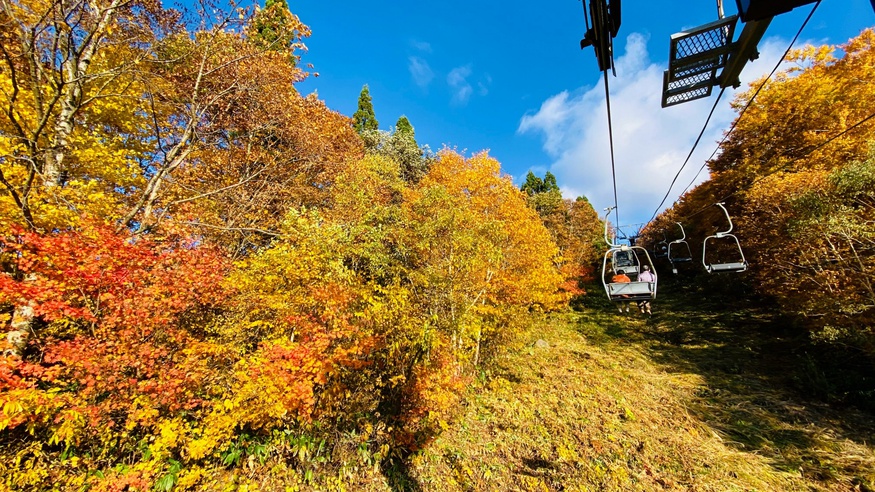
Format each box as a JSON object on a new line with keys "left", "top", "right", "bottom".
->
{"left": 407, "top": 284, "right": 875, "bottom": 491}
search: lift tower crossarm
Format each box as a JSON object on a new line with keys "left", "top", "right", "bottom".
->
{"left": 718, "top": 17, "right": 772, "bottom": 89}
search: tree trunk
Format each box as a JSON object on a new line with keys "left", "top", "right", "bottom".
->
{"left": 43, "top": 0, "right": 125, "bottom": 187}
{"left": 5, "top": 303, "right": 33, "bottom": 357}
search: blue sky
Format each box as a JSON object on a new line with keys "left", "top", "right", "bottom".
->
{"left": 290, "top": 0, "right": 875, "bottom": 228}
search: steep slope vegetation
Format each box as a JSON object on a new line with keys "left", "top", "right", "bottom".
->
{"left": 408, "top": 286, "right": 875, "bottom": 491}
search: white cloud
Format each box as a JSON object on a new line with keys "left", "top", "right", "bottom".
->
{"left": 518, "top": 32, "right": 794, "bottom": 227}
{"left": 448, "top": 65, "right": 474, "bottom": 105}
{"left": 478, "top": 74, "right": 492, "bottom": 96}
{"left": 411, "top": 40, "right": 432, "bottom": 53}
{"left": 409, "top": 56, "right": 434, "bottom": 89}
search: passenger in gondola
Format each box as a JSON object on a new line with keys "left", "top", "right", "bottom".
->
{"left": 636, "top": 265, "right": 655, "bottom": 315}
{"left": 611, "top": 271, "right": 634, "bottom": 313}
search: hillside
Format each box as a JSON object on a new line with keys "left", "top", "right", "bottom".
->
{"left": 405, "top": 285, "right": 875, "bottom": 491}
{"left": 1, "top": 2, "right": 873, "bottom": 489}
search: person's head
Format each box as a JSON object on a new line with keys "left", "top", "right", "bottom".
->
{"left": 643, "top": 265, "right": 650, "bottom": 271}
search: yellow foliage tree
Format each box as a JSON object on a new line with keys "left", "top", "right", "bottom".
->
{"left": 406, "top": 150, "right": 564, "bottom": 366}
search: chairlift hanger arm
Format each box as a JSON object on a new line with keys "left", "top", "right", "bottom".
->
{"left": 668, "top": 222, "right": 693, "bottom": 269}
{"left": 673, "top": 222, "right": 687, "bottom": 242}
{"left": 714, "top": 202, "right": 734, "bottom": 236}
{"left": 603, "top": 206, "right": 618, "bottom": 248}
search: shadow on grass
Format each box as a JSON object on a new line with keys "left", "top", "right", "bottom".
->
{"left": 573, "top": 276, "right": 875, "bottom": 488}
{"left": 382, "top": 456, "right": 423, "bottom": 492}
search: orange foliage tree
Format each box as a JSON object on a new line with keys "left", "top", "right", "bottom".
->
{"left": 406, "top": 151, "right": 565, "bottom": 365}
{"left": 0, "top": 221, "right": 229, "bottom": 489}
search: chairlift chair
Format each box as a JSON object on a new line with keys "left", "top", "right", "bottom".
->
{"left": 601, "top": 208, "right": 657, "bottom": 302}
{"left": 654, "top": 235, "right": 669, "bottom": 259}
{"left": 702, "top": 203, "right": 748, "bottom": 273}
{"left": 612, "top": 248, "right": 640, "bottom": 276}
{"left": 668, "top": 222, "right": 694, "bottom": 274}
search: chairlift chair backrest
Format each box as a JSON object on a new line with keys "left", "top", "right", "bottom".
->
{"left": 612, "top": 249, "right": 640, "bottom": 276}
{"left": 702, "top": 203, "right": 748, "bottom": 273}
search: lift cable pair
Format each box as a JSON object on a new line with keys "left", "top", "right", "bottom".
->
{"left": 641, "top": 1, "right": 826, "bottom": 277}
{"left": 579, "top": 0, "right": 656, "bottom": 301}
{"left": 647, "top": 87, "right": 727, "bottom": 224}
{"left": 667, "top": 222, "right": 693, "bottom": 274}
{"left": 666, "top": 106, "right": 875, "bottom": 273}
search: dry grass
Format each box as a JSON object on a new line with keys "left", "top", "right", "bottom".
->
{"left": 407, "top": 294, "right": 875, "bottom": 491}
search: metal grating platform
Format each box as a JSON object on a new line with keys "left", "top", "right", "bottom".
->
{"left": 661, "top": 16, "right": 738, "bottom": 107}
{"left": 662, "top": 70, "right": 713, "bottom": 106}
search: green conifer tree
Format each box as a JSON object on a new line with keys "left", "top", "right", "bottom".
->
{"left": 544, "top": 171, "right": 559, "bottom": 192}
{"left": 521, "top": 171, "right": 545, "bottom": 195}
{"left": 353, "top": 85, "right": 379, "bottom": 134}
{"left": 250, "top": 0, "right": 298, "bottom": 59}
{"left": 390, "top": 115, "right": 429, "bottom": 183}
{"left": 395, "top": 115, "right": 414, "bottom": 139}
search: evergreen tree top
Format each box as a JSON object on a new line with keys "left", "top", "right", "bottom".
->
{"left": 521, "top": 171, "right": 560, "bottom": 195}
{"left": 395, "top": 116, "right": 414, "bottom": 137}
{"left": 353, "top": 85, "right": 379, "bottom": 134}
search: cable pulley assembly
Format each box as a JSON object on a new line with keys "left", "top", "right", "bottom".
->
{"left": 579, "top": 0, "right": 621, "bottom": 74}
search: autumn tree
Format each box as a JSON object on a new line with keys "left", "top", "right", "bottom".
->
{"left": 117, "top": 14, "right": 330, "bottom": 234}
{"left": 0, "top": 0, "right": 168, "bottom": 230}
{"left": 163, "top": 73, "right": 362, "bottom": 255}
{"left": 407, "top": 152, "right": 565, "bottom": 364}
{"left": 355, "top": 116, "right": 432, "bottom": 185}
{"left": 709, "top": 31, "right": 875, "bottom": 324}
{"left": 521, "top": 172, "right": 603, "bottom": 296}
{"left": 0, "top": 221, "right": 229, "bottom": 489}
{"left": 0, "top": 0, "right": 577, "bottom": 487}
{"left": 0, "top": 0, "right": 348, "bottom": 241}
{"left": 186, "top": 209, "right": 372, "bottom": 460}
{"left": 1, "top": 0, "right": 358, "bottom": 366}
{"left": 0, "top": 0, "right": 185, "bottom": 361}
{"left": 327, "top": 154, "right": 409, "bottom": 283}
